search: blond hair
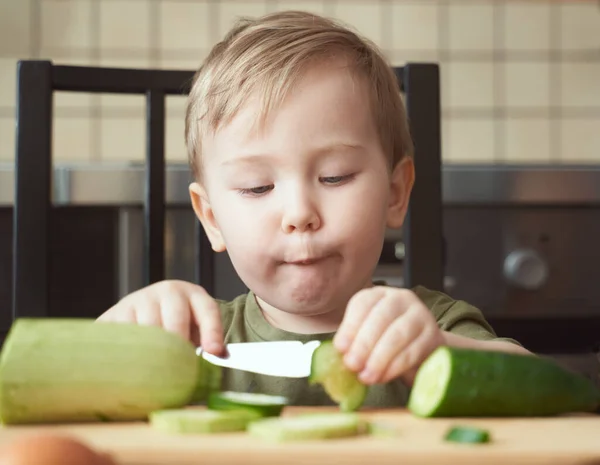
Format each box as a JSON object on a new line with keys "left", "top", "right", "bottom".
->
{"left": 185, "top": 10, "right": 413, "bottom": 181}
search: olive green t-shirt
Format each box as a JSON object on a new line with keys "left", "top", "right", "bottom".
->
{"left": 214, "top": 286, "right": 521, "bottom": 408}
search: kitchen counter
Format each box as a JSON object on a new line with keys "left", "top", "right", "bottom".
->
{"left": 1, "top": 163, "right": 600, "bottom": 207}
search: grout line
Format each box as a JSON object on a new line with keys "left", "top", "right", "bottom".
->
{"left": 549, "top": 2, "right": 562, "bottom": 164}
{"left": 381, "top": 0, "right": 392, "bottom": 61}
{"left": 90, "top": 0, "right": 102, "bottom": 162}
{"left": 492, "top": 1, "right": 506, "bottom": 164}
{"left": 5, "top": 48, "right": 598, "bottom": 62}
{"left": 150, "top": 0, "right": 161, "bottom": 68}
{"left": 4, "top": 106, "right": 597, "bottom": 120}
{"left": 30, "top": 0, "right": 41, "bottom": 58}
{"left": 208, "top": 0, "right": 221, "bottom": 44}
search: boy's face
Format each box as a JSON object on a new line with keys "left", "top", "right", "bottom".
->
{"left": 190, "top": 60, "right": 414, "bottom": 317}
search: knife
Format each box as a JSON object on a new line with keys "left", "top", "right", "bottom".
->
{"left": 196, "top": 340, "right": 322, "bottom": 378}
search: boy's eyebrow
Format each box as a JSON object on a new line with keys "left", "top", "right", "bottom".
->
{"left": 221, "top": 143, "right": 365, "bottom": 166}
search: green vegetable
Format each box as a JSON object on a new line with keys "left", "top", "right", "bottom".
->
{"left": 191, "top": 356, "right": 223, "bottom": 403}
{"left": 445, "top": 426, "right": 490, "bottom": 444}
{"left": 248, "top": 413, "right": 367, "bottom": 441}
{"left": 207, "top": 391, "right": 288, "bottom": 417}
{"left": 309, "top": 341, "right": 367, "bottom": 412}
{"left": 0, "top": 318, "right": 200, "bottom": 424}
{"left": 408, "top": 346, "right": 600, "bottom": 417}
{"left": 149, "top": 408, "right": 260, "bottom": 434}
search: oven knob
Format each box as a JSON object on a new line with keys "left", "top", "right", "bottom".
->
{"left": 503, "top": 249, "right": 548, "bottom": 290}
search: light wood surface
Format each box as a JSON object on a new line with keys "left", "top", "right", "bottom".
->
{"left": 0, "top": 407, "right": 599, "bottom": 465}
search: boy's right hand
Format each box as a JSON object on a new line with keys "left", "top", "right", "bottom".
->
{"left": 97, "top": 280, "right": 224, "bottom": 355}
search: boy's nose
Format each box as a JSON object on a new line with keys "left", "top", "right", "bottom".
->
{"left": 281, "top": 195, "right": 321, "bottom": 234}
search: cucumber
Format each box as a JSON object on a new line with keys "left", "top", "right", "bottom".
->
{"left": 191, "top": 357, "right": 223, "bottom": 403}
{"left": 408, "top": 346, "right": 600, "bottom": 417}
{"left": 0, "top": 318, "right": 199, "bottom": 424}
{"left": 150, "top": 408, "right": 260, "bottom": 434}
{"left": 444, "top": 426, "right": 490, "bottom": 444}
{"left": 248, "top": 413, "right": 367, "bottom": 441}
{"left": 207, "top": 391, "right": 288, "bottom": 417}
{"left": 309, "top": 341, "right": 367, "bottom": 412}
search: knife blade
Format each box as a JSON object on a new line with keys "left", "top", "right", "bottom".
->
{"left": 196, "top": 340, "right": 322, "bottom": 378}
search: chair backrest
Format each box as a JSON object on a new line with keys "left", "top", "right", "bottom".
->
{"left": 12, "top": 60, "right": 442, "bottom": 321}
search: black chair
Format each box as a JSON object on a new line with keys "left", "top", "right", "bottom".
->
{"left": 12, "top": 60, "right": 442, "bottom": 321}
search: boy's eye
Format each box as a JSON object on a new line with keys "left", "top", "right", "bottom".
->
{"left": 238, "top": 185, "right": 273, "bottom": 196}
{"left": 320, "top": 174, "right": 354, "bottom": 184}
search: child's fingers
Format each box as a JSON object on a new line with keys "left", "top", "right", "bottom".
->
{"left": 343, "top": 296, "right": 399, "bottom": 372}
{"left": 160, "top": 291, "right": 192, "bottom": 341}
{"left": 379, "top": 328, "right": 440, "bottom": 384}
{"left": 359, "top": 305, "right": 423, "bottom": 383}
{"left": 334, "top": 287, "right": 385, "bottom": 353}
{"left": 189, "top": 289, "right": 224, "bottom": 355}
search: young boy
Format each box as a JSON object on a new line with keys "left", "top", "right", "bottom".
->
{"left": 98, "top": 11, "right": 530, "bottom": 407}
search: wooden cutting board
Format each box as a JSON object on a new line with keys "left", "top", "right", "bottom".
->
{"left": 0, "top": 407, "right": 599, "bottom": 465}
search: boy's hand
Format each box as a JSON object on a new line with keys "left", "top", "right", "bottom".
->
{"left": 97, "top": 280, "right": 224, "bottom": 355}
{"left": 333, "top": 286, "right": 444, "bottom": 386}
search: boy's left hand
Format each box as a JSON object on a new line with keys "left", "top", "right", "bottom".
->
{"left": 333, "top": 286, "right": 445, "bottom": 386}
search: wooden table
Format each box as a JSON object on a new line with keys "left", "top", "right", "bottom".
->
{"left": 1, "top": 407, "right": 599, "bottom": 465}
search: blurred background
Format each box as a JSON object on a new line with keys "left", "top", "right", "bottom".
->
{"left": 0, "top": 0, "right": 599, "bottom": 164}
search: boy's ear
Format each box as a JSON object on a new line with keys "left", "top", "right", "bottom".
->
{"left": 189, "top": 182, "right": 226, "bottom": 252}
{"left": 386, "top": 157, "right": 415, "bottom": 229}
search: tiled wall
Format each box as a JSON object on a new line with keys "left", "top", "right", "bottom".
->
{"left": 0, "top": 0, "right": 599, "bottom": 164}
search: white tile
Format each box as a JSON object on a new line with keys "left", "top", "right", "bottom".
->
{"left": 505, "top": 119, "right": 551, "bottom": 163}
{"left": 99, "top": 0, "right": 151, "bottom": 51}
{"left": 276, "top": 1, "right": 326, "bottom": 16}
{"left": 40, "top": 0, "right": 93, "bottom": 51}
{"left": 0, "top": 0, "right": 31, "bottom": 55}
{"left": 98, "top": 57, "right": 151, "bottom": 110}
{"left": 446, "top": 62, "right": 494, "bottom": 109}
{"left": 158, "top": 55, "right": 207, "bottom": 71}
{"left": 100, "top": 116, "right": 146, "bottom": 162}
{"left": 448, "top": 3, "right": 494, "bottom": 51}
{"left": 560, "top": 3, "right": 600, "bottom": 51}
{"left": 505, "top": 62, "right": 550, "bottom": 108}
{"left": 0, "top": 117, "right": 15, "bottom": 162}
{"left": 561, "top": 63, "right": 600, "bottom": 108}
{"left": 387, "top": 50, "right": 439, "bottom": 67}
{"left": 0, "top": 58, "right": 18, "bottom": 107}
{"left": 504, "top": 3, "right": 550, "bottom": 51}
{"left": 561, "top": 120, "right": 600, "bottom": 163}
{"left": 219, "top": 2, "right": 269, "bottom": 37}
{"left": 443, "top": 118, "right": 495, "bottom": 163}
{"left": 332, "top": 2, "right": 384, "bottom": 47}
{"left": 391, "top": 3, "right": 438, "bottom": 51}
{"left": 166, "top": 116, "right": 187, "bottom": 162}
{"left": 159, "top": 1, "right": 211, "bottom": 51}
{"left": 166, "top": 95, "right": 189, "bottom": 161}
{"left": 53, "top": 116, "right": 93, "bottom": 161}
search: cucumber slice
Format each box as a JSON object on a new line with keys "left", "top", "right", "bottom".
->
{"left": 149, "top": 408, "right": 260, "bottom": 434}
{"left": 408, "top": 346, "right": 600, "bottom": 417}
{"left": 309, "top": 341, "right": 367, "bottom": 412}
{"left": 207, "top": 391, "right": 288, "bottom": 417}
{"left": 248, "top": 413, "right": 367, "bottom": 441}
{"left": 190, "top": 357, "right": 222, "bottom": 403}
{"left": 445, "top": 426, "right": 490, "bottom": 444}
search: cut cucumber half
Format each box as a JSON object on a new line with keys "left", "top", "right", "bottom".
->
{"left": 207, "top": 391, "right": 288, "bottom": 417}
{"left": 445, "top": 426, "right": 490, "bottom": 444}
{"left": 248, "top": 413, "right": 367, "bottom": 442}
{"left": 149, "top": 408, "right": 260, "bottom": 434}
{"left": 408, "top": 346, "right": 600, "bottom": 417}
{"left": 190, "top": 357, "right": 223, "bottom": 403}
{"left": 309, "top": 341, "right": 367, "bottom": 412}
